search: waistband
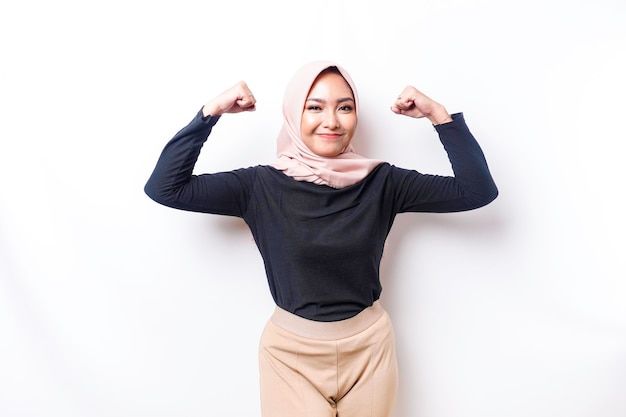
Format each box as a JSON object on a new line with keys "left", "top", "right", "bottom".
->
{"left": 270, "top": 302, "right": 385, "bottom": 341}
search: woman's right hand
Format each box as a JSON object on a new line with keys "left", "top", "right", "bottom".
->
{"left": 202, "top": 81, "right": 257, "bottom": 118}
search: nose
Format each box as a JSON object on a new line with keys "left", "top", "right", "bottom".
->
{"left": 322, "top": 109, "right": 339, "bottom": 129}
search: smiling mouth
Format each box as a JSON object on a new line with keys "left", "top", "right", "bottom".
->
{"left": 317, "top": 133, "right": 343, "bottom": 141}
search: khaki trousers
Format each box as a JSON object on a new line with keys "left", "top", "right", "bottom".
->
{"left": 259, "top": 302, "right": 398, "bottom": 417}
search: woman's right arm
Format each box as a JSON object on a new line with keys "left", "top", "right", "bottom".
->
{"left": 144, "top": 81, "right": 257, "bottom": 215}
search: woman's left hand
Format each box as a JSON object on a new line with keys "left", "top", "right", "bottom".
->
{"left": 391, "top": 86, "right": 452, "bottom": 125}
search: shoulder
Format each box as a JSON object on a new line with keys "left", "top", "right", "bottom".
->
{"left": 364, "top": 162, "right": 419, "bottom": 183}
{"left": 224, "top": 165, "right": 291, "bottom": 189}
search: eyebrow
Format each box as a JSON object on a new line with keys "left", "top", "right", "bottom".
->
{"left": 306, "top": 97, "right": 355, "bottom": 104}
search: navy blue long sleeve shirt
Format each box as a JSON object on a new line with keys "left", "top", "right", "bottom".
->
{"left": 145, "top": 111, "right": 498, "bottom": 321}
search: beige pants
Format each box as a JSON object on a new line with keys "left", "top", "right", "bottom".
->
{"left": 258, "top": 302, "right": 398, "bottom": 417}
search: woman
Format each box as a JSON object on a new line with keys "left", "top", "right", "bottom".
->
{"left": 145, "top": 60, "right": 498, "bottom": 417}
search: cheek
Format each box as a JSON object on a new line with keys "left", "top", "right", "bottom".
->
{"left": 300, "top": 114, "right": 317, "bottom": 135}
{"left": 343, "top": 115, "right": 357, "bottom": 136}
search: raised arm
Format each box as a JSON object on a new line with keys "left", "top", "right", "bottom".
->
{"left": 390, "top": 86, "right": 498, "bottom": 213}
{"left": 144, "top": 81, "right": 257, "bottom": 215}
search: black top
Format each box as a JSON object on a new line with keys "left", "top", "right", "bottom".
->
{"left": 145, "top": 111, "right": 498, "bottom": 321}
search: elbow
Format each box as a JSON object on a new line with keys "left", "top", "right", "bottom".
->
{"left": 144, "top": 181, "right": 157, "bottom": 202}
{"left": 477, "top": 183, "right": 499, "bottom": 208}
{"left": 144, "top": 178, "right": 192, "bottom": 212}
{"left": 486, "top": 181, "right": 499, "bottom": 203}
{"left": 144, "top": 178, "right": 170, "bottom": 206}
{"left": 463, "top": 181, "right": 498, "bottom": 211}
{"left": 487, "top": 186, "right": 499, "bottom": 206}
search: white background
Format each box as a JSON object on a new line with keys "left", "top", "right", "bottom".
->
{"left": 1, "top": 1, "right": 625, "bottom": 416}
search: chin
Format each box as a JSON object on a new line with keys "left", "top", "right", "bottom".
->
{"left": 314, "top": 148, "right": 343, "bottom": 158}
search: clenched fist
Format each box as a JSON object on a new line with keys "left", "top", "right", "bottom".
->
{"left": 391, "top": 86, "right": 452, "bottom": 125}
{"left": 202, "top": 81, "right": 257, "bottom": 118}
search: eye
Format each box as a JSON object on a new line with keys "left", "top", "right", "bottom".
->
{"left": 339, "top": 105, "right": 354, "bottom": 112}
{"left": 306, "top": 105, "right": 322, "bottom": 111}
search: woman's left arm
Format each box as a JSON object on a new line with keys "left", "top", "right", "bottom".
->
{"left": 391, "top": 86, "right": 498, "bottom": 212}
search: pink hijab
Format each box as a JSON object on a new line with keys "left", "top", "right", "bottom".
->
{"left": 271, "top": 60, "right": 383, "bottom": 188}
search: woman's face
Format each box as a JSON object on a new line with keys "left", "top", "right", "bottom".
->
{"left": 300, "top": 71, "right": 357, "bottom": 157}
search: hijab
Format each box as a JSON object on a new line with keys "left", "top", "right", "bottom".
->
{"left": 271, "top": 60, "right": 383, "bottom": 188}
